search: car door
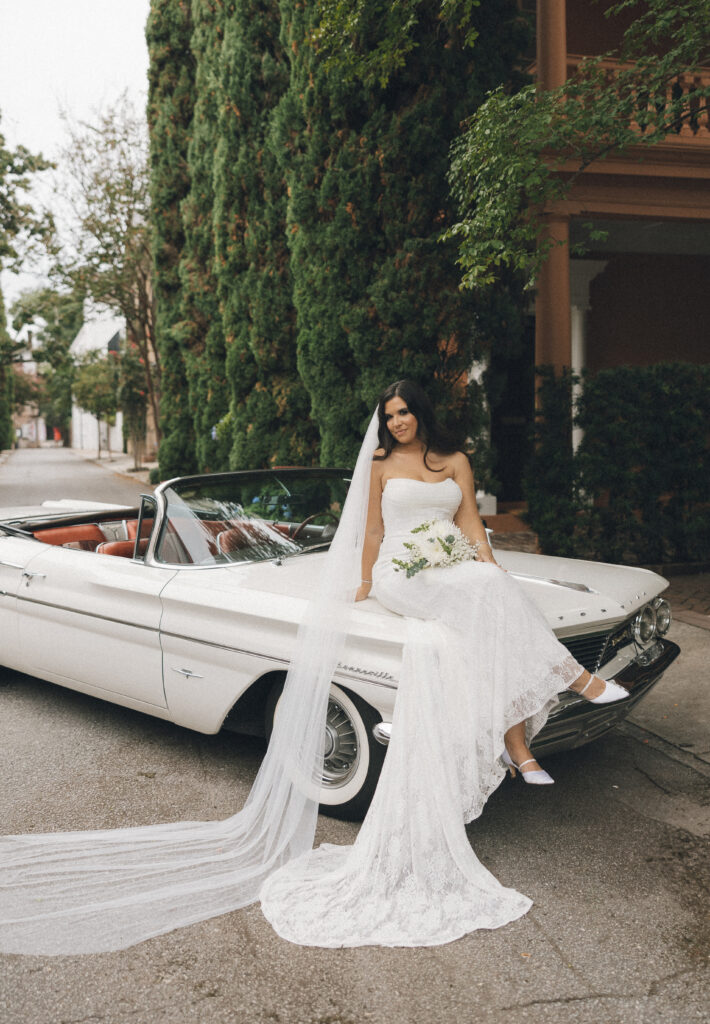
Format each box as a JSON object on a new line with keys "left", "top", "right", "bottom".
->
{"left": 16, "top": 541, "right": 175, "bottom": 708}
{"left": 0, "top": 533, "right": 47, "bottom": 670}
{"left": 159, "top": 564, "right": 293, "bottom": 733}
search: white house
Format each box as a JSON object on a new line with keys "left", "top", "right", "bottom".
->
{"left": 69, "top": 307, "right": 124, "bottom": 455}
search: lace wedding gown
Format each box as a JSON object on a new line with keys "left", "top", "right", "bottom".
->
{"left": 260, "top": 477, "right": 586, "bottom": 946}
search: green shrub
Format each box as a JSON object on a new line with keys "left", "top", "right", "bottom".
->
{"left": 523, "top": 367, "right": 580, "bottom": 557}
{"left": 525, "top": 362, "right": 710, "bottom": 564}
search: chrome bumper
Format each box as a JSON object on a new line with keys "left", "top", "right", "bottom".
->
{"left": 533, "top": 638, "right": 680, "bottom": 756}
{"left": 371, "top": 638, "right": 681, "bottom": 753}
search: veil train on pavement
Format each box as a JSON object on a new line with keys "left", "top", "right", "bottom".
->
{"left": 0, "top": 413, "right": 381, "bottom": 955}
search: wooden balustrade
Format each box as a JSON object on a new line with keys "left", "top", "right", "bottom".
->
{"left": 565, "top": 55, "right": 710, "bottom": 142}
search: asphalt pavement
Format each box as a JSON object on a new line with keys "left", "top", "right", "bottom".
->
{"left": 1, "top": 445, "right": 708, "bottom": 1024}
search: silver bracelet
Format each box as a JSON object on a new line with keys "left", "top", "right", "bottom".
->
{"left": 361, "top": 578, "right": 372, "bottom": 584}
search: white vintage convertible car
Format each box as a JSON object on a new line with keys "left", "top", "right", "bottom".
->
{"left": 0, "top": 469, "right": 679, "bottom": 819}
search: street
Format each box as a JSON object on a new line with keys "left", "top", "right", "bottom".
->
{"left": 0, "top": 446, "right": 150, "bottom": 508}
{"left": 1, "top": 447, "right": 708, "bottom": 1024}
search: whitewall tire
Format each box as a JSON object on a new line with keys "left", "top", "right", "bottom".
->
{"left": 265, "top": 679, "right": 386, "bottom": 821}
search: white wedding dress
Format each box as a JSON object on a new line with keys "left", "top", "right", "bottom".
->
{"left": 260, "top": 477, "right": 586, "bottom": 946}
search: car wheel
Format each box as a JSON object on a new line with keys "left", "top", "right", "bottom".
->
{"left": 265, "top": 679, "right": 386, "bottom": 821}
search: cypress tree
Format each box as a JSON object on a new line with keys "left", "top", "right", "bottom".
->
{"left": 147, "top": 0, "right": 198, "bottom": 477}
{"left": 176, "top": 0, "right": 232, "bottom": 472}
{"left": 276, "top": 0, "right": 528, "bottom": 466}
{"left": 272, "top": 0, "right": 367, "bottom": 464}
{"left": 213, "top": 0, "right": 317, "bottom": 470}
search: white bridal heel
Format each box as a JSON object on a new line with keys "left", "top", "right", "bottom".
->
{"left": 502, "top": 749, "right": 554, "bottom": 785}
{"left": 571, "top": 675, "right": 630, "bottom": 705}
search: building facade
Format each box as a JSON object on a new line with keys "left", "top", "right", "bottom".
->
{"left": 491, "top": 0, "right": 710, "bottom": 500}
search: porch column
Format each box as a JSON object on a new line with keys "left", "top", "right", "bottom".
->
{"left": 569, "top": 260, "right": 607, "bottom": 449}
{"left": 534, "top": 0, "right": 571, "bottom": 374}
{"left": 536, "top": 0, "right": 567, "bottom": 91}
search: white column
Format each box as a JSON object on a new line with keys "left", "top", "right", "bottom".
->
{"left": 569, "top": 260, "right": 607, "bottom": 450}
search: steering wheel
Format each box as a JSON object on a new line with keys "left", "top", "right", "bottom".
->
{"left": 291, "top": 510, "right": 340, "bottom": 540}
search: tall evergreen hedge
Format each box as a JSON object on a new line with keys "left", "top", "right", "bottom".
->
{"left": 213, "top": 0, "right": 317, "bottom": 469}
{"left": 275, "top": 0, "right": 528, "bottom": 465}
{"left": 148, "top": 0, "right": 529, "bottom": 475}
{"left": 147, "top": 0, "right": 198, "bottom": 477}
{"left": 176, "top": 0, "right": 232, "bottom": 473}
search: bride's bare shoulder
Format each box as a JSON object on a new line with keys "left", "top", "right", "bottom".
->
{"left": 451, "top": 450, "right": 474, "bottom": 477}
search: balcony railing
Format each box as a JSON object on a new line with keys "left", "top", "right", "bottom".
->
{"left": 565, "top": 54, "right": 710, "bottom": 145}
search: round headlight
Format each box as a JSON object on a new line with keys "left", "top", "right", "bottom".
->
{"left": 653, "top": 598, "right": 671, "bottom": 636}
{"left": 632, "top": 604, "right": 657, "bottom": 645}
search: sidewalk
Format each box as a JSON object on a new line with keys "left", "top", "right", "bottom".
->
{"left": 69, "top": 446, "right": 157, "bottom": 487}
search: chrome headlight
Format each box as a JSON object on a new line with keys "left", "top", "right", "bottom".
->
{"left": 632, "top": 603, "right": 657, "bottom": 645}
{"left": 653, "top": 597, "right": 672, "bottom": 636}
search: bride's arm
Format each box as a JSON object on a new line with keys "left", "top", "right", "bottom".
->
{"left": 452, "top": 453, "right": 501, "bottom": 567}
{"left": 356, "top": 459, "right": 385, "bottom": 601}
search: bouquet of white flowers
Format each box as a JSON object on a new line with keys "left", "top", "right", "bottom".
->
{"left": 392, "top": 519, "right": 480, "bottom": 578}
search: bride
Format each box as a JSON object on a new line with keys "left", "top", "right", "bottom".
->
{"left": 0, "top": 380, "right": 627, "bottom": 954}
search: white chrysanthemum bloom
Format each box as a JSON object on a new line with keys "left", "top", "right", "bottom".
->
{"left": 394, "top": 519, "right": 479, "bottom": 577}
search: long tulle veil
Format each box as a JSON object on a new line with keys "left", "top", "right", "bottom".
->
{"left": 0, "top": 412, "right": 381, "bottom": 955}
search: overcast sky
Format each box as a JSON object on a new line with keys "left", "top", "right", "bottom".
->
{"left": 0, "top": 0, "right": 151, "bottom": 308}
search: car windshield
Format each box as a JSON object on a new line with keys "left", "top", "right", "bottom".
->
{"left": 155, "top": 470, "right": 351, "bottom": 566}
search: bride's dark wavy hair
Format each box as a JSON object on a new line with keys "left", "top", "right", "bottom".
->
{"left": 375, "top": 380, "right": 460, "bottom": 471}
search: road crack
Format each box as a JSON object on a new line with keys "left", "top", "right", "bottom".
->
{"left": 500, "top": 992, "right": 629, "bottom": 1010}
{"left": 634, "top": 762, "right": 673, "bottom": 795}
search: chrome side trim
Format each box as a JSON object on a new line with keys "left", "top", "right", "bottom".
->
{"left": 13, "top": 596, "right": 394, "bottom": 692}
{"left": 159, "top": 629, "right": 398, "bottom": 689}
{"left": 15, "top": 593, "right": 159, "bottom": 634}
{"left": 160, "top": 628, "right": 288, "bottom": 662}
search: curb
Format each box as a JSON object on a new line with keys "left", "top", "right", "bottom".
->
{"left": 674, "top": 609, "right": 710, "bottom": 631}
{"left": 70, "top": 449, "right": 157, "bottom": 489}
{"left": 617, "top": 720, "right": 710, "bottom": 780}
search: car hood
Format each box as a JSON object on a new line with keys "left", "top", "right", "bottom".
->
{"left": 232, "top": 546, "right": 668, "bottom": 639}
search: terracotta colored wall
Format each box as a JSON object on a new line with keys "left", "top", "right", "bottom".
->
{"left": 586, "top": 255, "right": 710, "bottom": 373}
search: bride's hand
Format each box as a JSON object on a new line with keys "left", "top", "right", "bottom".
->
{"left": 480, "top": 553, "right": 507, "bottom": 572}
{"left": 355, "top": 582, "right": 372, "bottom": 601}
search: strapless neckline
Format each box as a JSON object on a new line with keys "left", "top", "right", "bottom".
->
{"left": 383, "top": 477, "right": 462, "bottom": 496}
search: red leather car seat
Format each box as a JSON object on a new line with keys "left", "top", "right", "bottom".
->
{"left": 34, "top": 524, "right": 106, "bottom": 549}
{"left": 95, "top": 538, "right": 149, "bottom": 558}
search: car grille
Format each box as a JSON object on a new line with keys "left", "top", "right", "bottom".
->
{"left": 559, "top": 620, "right": 631, "bottom": 673}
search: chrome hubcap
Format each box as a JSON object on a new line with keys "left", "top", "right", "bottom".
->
{"left": 321, "top": 697, "right": 360, "bottom": 788}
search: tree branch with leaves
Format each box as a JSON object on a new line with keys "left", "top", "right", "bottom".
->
{"left": 445, "top": 0, "right": 710, "bottom": 289}
{"left": 51, "top": 96, "right": 161, "bottom": 440}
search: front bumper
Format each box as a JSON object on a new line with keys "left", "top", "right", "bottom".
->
{"left": 531, "top": 638, "right": 680, "bottom": 757}
{"left": 371, "top": 638, "right": 681, "bottom": 755}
